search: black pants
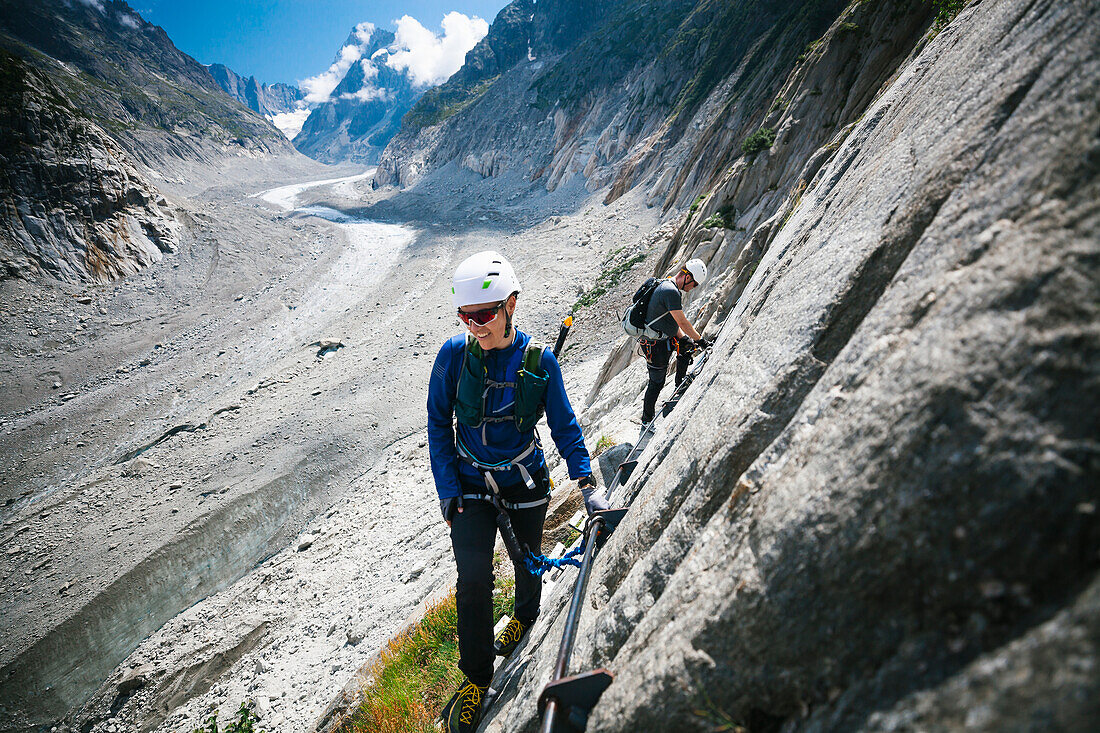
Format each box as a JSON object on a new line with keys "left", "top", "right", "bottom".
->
{"left": 450, "top": 468, "right": 549, "bottom": 686}
{"left": 641, "top": 338, "right": 690, "bottom": 423}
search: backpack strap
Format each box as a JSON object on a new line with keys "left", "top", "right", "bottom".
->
{"left": 515, "top": 341, "right": 549, "bottom": 432}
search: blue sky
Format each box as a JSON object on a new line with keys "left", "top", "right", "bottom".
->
{"left": 133, "top": 1, "right": 510, "bottom": 85}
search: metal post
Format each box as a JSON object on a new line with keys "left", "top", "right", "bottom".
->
{"left": 540, "top": 514, "right": 603, "bottom": 733}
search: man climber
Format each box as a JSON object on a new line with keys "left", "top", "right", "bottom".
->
{"left": 637, "top": 258, "right": 711, "bottom": 426}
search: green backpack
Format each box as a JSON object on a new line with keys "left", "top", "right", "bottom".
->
{"left": 455, "top": 335, "right": 549, "bottom": 433}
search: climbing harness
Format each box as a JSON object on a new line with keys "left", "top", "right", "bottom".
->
{"left": 454, "top": 317, "right": 572, "bottom": 570}
{"left": 457, "top": 430, "right": 549, "bottom": 499}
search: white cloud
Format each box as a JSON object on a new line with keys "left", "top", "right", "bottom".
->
{"left": 297, "top": 12, "right": 485, "bottom": 106}
{"left": 300, "top": 43, "right": 363, "bottom": 103}
{"left": 76, "top": 0, "right": 105, "bottom": 11}
{"left": 268, "top": 107, "right": 312, "bottom": 140}
{"left": 340, "top": 87, "right": 392, "bottom": 103}
{"left": 118, "top": 13, "right": 140, "bottom": 28}
{"left": 385, "top": 12, "right": 488, "bottom": 87}
{"left": 352, "top": 21, "right": 375, "bottom": 44}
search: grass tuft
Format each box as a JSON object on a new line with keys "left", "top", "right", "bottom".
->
{"left": 688, "top": 193, "right": 707, "bottom": 215}
{"left": 931, "top": 0, "right": 966, "bottom": 29}
{"left": 339, "top": 592, "right": 462, "bottom": 733}
{"left": 701, "top": 204, "right": 737, "bottom": 230}
{"left": 338, "top": 567, "right": 515, "bottom": 732}
{"left": 571, "top": 253, "right": 647, "bottom": 313}
{"left": 192, "top": 702, "right": 266, "bottom": 733}
{"left": 592, "top": 434, "right": 617, "bottom": 457}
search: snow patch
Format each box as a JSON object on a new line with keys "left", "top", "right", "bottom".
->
{"left": 267, "top": 107, "right": 312, "bottom": 140}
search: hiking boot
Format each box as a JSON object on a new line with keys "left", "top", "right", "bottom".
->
{"left": 441, "top": 678, "right": 488, "bottom": 733}
{"left": 493, "top": 617, "right": 528, "bottom": 657}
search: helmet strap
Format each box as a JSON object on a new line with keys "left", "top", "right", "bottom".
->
{"left": 504, "top": 292, "right": 518, "bottom": 336}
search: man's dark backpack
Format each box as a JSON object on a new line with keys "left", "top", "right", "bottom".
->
{"left": 622, "top": 277, "right": 665, "bottom": 339}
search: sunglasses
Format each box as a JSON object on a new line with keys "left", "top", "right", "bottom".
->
{"left": 457, "top": 300, "right": 506, "bottom": 327}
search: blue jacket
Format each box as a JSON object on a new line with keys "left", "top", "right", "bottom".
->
{"left": 427, "top": 329, "right": 591, "bottom": 500}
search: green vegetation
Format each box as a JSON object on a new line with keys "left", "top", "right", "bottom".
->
{"left": 931, "top": 0, "right": 966, "bottom": 29}
{"left": 837, "top": 21, "right": 862, "bottom": 37}
{"left": 769, "top": 96, "right": 789, "bottom": 114}
{"left": 741, "top": 127, "right": 776, "bottom": 155}
{"left": 563, "top": 526, "right": 582, "bottom": 546}
{"left": 338, "top": 592, "right": 463, "bottom": 733}
{"left": 689, "top": 193, "right": 707, "bottom": 216}
{"left": 796, "top": 37, "right": 823, "bottom": 63}
{"left": 571, "top": 253, "right": 647, "bottom": 313}
{"left": 701, "top": 203, "right": 737, "bottom": 230}
{"left": 403, "top": 76, "right": 499, "bottom": 132}
{"left": 691, "top": 686, "right": 747, "bottom": 732}
{"left": 593, "top": 434, "right": 617, "bottom": 457}
{"left": 340, "top": 568, "right": 515, "bottom": 733}
{"left": 192, "top": 702, "right": 266, "bottom": 733}
{"left": 492, "top": 561, "right": 516, "bottom": 622}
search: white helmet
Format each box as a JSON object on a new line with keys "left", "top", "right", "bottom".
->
{"left": 683, "top": 258, "right": 708, "bottom": 286}
{"left": 452, "top": 251, "right": 522, "bottom": 308}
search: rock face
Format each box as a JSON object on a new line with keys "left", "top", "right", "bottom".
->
{"left": 0, "top": 49, "right": 179, "bottom": 282}
{"left": 292, "top": 27, "right": 424, "bottom": 164}
{"left": 376, "top": 0, "right": 873, "bottom": 194}
{"left": 0, "top": 0, "right": 290, "bottom": 282}
{"left": 207, "top": 63, "right": 304, "bottom": 117}
{"left": 473, "top": 0, "right": 1100, "bottom": 730}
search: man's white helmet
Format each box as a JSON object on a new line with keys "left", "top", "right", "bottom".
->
{"left": 684, "top": 258, "right": 708, "bottom": 286}
{"left": 452, "top": 251, "right": 522, "bottom": 308}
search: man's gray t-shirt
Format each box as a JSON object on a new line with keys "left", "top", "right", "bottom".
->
{"left": 645, "top": 279, "right": 682, "bottom": 339}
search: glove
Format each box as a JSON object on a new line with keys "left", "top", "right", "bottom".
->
{"left": 677, "top": 336, "right": 696, "bottom": 358}
{"left": 694, "top": 337, "right": 712, "bottom": 350}
{"left": 578, "top": 476, "right": 610, "bottom": 515}
{"left": 440, "top": 495, "right": 463, "bottom": 523}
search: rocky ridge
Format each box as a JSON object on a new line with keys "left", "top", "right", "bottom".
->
{"left": 0, "top": 49, "right": 179, "bottom": 282}
{"left": 376, "top": 0, "right": 864, "bottom": 205}
{"left": 0, "top": 0, "right": 293, "bottom": 283}
{"left": 0, "top": 0, "right": 290, "bottom": 168}
{"left": 207, "top": 63, "right": 305, "bottom": 118}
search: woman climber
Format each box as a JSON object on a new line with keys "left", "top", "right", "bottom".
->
{"left": 427, "top": 250, "right": 608, "bottom": 733}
